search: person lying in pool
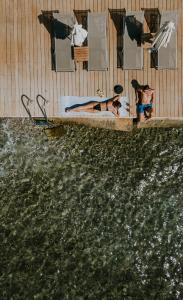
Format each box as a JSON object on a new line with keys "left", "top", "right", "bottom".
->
{"left": 136, "top": 85, "right": 155, "bottom": 122}
{"left": 65, "top": 95, "right": 122, "bottom": 118}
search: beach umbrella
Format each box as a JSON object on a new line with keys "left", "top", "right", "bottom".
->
{"left": 151, "top": 21, "right": 175, "bottom": 51}
{"left": 71, "top": 23, "right": 88, "bottom": 47}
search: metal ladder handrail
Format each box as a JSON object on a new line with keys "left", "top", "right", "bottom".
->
{"left": 36, "top": 94, "right": 49, "bottom": 121}
{"left": 21, "top": 94, "right": 65, "bottom": 138}
{"left": 21, "top": 94, "right": 34, "bottom": 122}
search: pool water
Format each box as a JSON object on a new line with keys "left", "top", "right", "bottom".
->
{"left": 0, "top": 119, "right": 183, "bottom": 299}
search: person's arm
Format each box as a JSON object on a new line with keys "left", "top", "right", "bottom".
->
{"left": 112, "top": 108, "right": 120, "bottom": 118}
{"left": 135, "top": 90, "right": 138, "bottom": 103}
{"left": 110, "top": 95, "right": 120, "bottom": 104}
{"left": 135, "top": 88, "right": 142, "bottom": 103}
{"left": 151, "top": 90, "right": 155, "bottom": 103}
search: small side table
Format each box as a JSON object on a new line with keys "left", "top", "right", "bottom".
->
{"left": 74, "top": 46, "right": 89, "bottom": 62}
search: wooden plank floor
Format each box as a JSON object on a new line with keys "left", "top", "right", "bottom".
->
{"left": 0, "top": 0, "right": 183, "bottom": 118}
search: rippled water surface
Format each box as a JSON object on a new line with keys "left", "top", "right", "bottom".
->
{"left": 0, "top": 119, "right": 183, "bottom": 300}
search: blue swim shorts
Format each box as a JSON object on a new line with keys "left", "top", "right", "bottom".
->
{"left": 137, "top": 103, "right": 153, "bottom": 114}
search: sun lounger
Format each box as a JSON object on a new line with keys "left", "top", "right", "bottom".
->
{"left": 53, "top": 12, "right": 75, "bottom": 72}
{"left": 109, "top": 9, "right": 126, "bottom": 68}
{"left": 88, "top": 12, "right": 108, "bottom": 71}
{"left": 123, "top": 11, "right": 144, "bottom": 70}
{"left": 156, "top": 11, "right": 178, "bottom": 69}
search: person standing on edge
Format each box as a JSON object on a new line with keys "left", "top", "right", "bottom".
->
{"left": 136, "top": 85, "right": 155, "bottom": 122}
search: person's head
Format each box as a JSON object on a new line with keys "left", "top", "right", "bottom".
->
{"left": 113, "top": 100, "right": 122, "bottom": 109}
{"left": 144, "top": 84, "right": 150, "bottom": 91}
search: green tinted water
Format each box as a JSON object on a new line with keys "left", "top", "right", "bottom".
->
{"left": 0, "top": 120, "right": 183, "bottom": 300}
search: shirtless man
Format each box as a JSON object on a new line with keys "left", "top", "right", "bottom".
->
{"left": 136, "top": 85, "right": 155, "bottom": 122}
{"left": 65, "top": 95, "right": 122, "bottom": 118}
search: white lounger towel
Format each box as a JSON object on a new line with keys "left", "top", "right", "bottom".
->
{"left": 156, "top": 11, "right": 179, "bottom": 69}
{"left": 58, "top": 96, "right": 130, "bottom": 118}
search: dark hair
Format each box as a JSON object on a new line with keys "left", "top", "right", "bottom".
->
{"left": 113, "top": 100, "right": 122, "bottom": 109}
{"left": 144, "top": 85, "right": 150, "bottom": 90}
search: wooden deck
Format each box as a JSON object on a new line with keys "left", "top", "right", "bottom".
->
{"left": 1, "top": 0, "right": 183, "bottom": 119}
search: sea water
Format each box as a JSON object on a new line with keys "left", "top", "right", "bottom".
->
{"left": 0, "top": 119, "right": 183, "bottom": 300}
